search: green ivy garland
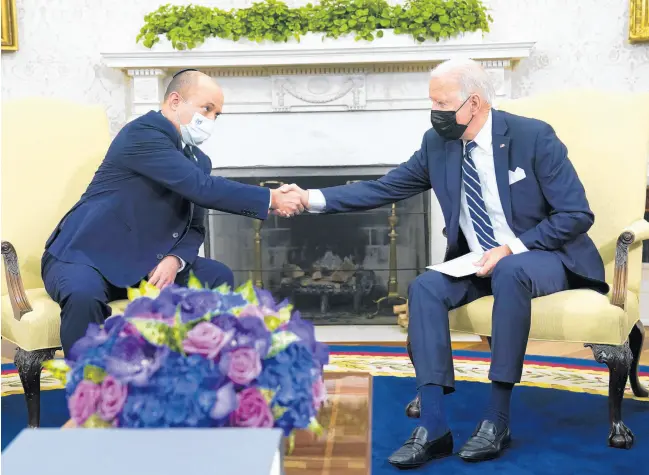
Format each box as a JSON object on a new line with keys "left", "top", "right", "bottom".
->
{"left": 137, "top": 0, "right": 492, "bottom": 50}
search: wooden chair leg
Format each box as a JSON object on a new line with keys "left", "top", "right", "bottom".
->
{"left": 14, "top": 347, "right": 57, "bottom": 428}
{"left": 585, "top": 340, "right": 634, "bottom": 449}
{"left": 629, "top": 322, "right": 648, "bottom": 398}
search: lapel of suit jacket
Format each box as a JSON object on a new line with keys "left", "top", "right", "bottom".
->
{"left": 491, "top": 110, "right": 514, "bottom": 230}
{"left": 445, "top": 139, "right": 463, "bottom": 241}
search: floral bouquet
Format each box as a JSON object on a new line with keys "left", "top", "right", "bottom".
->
{"left": 45, "top": 276, "right": 330, "bottom": 445}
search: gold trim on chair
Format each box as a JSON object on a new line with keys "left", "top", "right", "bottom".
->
{"left": 1, "top": 0, "right": 18, "bottom": 51}
{"left": 629, "top": 0, "right": 649, "bottom": 43}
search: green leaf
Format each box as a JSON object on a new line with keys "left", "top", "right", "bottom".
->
{"left": 131, "top": 318, "right": 179, "bottom": 351}
{"left": 83, "top": 365, "right": 107, "bottom": 384}
{"left": 235, "top": 280, "right": 259, "bottom": 305}
{"left": 187, "top": 271, "right": 204, "bottom": 289}
{"left": 136, "top": 0, "right": 493, "bottom": 50}
{"left": 83, "top": 414, "right": 113, "bottom": 428}
{"left": 265, "top": 331, "right": 300, "bottom": 359}
{"left": 42, "top": 359, "right": 71, "bottom": 384}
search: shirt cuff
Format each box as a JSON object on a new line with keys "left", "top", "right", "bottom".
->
{"left": 267, "top": 189, "right": 272, "bottom": 209}
{"left": 169, "top": 255, "right": 186, "bottom": 272}
{"left": 307, "top": 189, "right": 326, "bottom": 213}
{"left": 506, "top": 238, "right": 528, "bottom": 255}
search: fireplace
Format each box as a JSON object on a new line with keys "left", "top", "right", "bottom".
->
{"left": 102, "top": 33, "right": 536, "bottom": 336}
{"left": 205, "top": 171, "right": 430, "bottom": 324}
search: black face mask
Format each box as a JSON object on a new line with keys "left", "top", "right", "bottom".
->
{"left": 430, "top": 96, "right": 474, "bottom": 140}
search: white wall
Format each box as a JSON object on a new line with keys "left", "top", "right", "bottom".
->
{"left": 3, "top": 0, "right": 649, "bottom": 135}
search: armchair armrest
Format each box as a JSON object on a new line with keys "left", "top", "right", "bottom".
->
{"left": 610, "top": 219, "right": 649, "bottom": 308}
{"left": 1, "top": 240, "right": 33, "bottom": 320}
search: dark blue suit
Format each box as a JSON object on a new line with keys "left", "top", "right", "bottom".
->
{"left": 43, "top": 110, "right": 270, "bottom": 354}
{"left": 318, "top": 110, "right": 606, "bottom": 390}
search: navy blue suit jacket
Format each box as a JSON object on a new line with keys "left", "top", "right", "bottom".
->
{"left": 319, "top": 110, "right": 608, "bottom": 294}
{"left": 45, "top": 110, "right": 270, "bottom": 288}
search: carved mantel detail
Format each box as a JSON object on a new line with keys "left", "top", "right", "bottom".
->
{"left": 271, "top": 74, "right": 366, "bottom": 112}
{"left": 106, "top": 38, "right": 535, "bottom": 120}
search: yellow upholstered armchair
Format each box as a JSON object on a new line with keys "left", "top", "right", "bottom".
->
{"left": 1, "top": 98, "right": 129, "bottom": 427}
{"left": 404, "top": 90, "right": 649, "bottom": 449}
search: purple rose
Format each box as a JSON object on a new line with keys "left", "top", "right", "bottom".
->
{"left": 230, "top": 388, "right": 274, "bottom": 428}
{"left": 98, "top": 375, "right": 128, "bottom": 421}
{"left": 68, "top": 380, "right": 101, "bottom": 425}
{"left": 220, "top": 347, "right": 261, "bottom": 385}
{"left": 105, "top": 336, "right": 169, "bottom": 386}
{"left": 183, "top": 322, "right": 232, "bottom": 359}
{"left": 238, "top": 304, "right": 266, "bottom": 319}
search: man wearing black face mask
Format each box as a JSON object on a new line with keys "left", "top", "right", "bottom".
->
{"left": 279, "top": 59, "right": 606, "bottom": 468}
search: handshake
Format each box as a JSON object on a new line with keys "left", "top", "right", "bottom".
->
{"left": 269, "top": 183, "right": 309, "bottom": 218}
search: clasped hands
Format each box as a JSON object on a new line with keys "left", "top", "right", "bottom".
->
{"left": 269, "top": 183, "right": 308, "bottom": 218}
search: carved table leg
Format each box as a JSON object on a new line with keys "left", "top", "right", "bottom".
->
{"left": 15, "top": 347, "right": 57, "bottom": 428}
{"left": 584, "top": 341, "right": 634, "bottom": 449}
{"left": 629, "top": 322, "right": 649, "bottom": 398}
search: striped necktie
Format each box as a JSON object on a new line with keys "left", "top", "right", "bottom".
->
{"left": 462, "top": 141, "right": 499, "bottom": 252}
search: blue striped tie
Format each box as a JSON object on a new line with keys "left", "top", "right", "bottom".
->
{"left": 462, "top": 141, "right": 499, "bottom": 252}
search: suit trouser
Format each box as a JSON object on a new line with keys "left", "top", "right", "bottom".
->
{"left": 408, "top": 251, "right": 569, "bottom": 393}
{"left": 42, "top": 252, "right": 234, "bottom": 356}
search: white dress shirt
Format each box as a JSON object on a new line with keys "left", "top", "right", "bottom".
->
{"left": 458, "top": 111, "right": 527, "bottom": 255}
{"left": 307, "top": 110, "right": 527, "bottom": 255}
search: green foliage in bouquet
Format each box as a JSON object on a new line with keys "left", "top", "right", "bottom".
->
{"left": 137, "top": 0, "right": 492, "bottom": 49}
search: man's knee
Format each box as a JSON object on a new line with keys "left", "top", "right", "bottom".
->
{"left": 408, "top": 271, "right": 449, "bottom": 301}
{"left": 61, "top": 288, "right": 110, "bottom": 320}
{"left": 193, "top": 258, "right": 234, "bottom": 289}
{"left": 492, "top": 255, "right": 528, "bottom": 285}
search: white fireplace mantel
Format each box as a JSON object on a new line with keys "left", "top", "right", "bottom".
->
{"left": 103, "top": 32, "right": 535, "bottom": 69}
{"left": 101, "top": 32, "right": 536, "bottom": 120}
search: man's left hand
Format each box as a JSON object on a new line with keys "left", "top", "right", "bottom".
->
{"left": 474, "top": 245, "right": 512, "bottom": 277}
{"left": 148, "top": 256, "right": 181, "bottom": 289}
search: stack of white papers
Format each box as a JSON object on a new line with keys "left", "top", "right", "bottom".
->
{"left": 426, "top": 252, "right": 483, "bottom": 278}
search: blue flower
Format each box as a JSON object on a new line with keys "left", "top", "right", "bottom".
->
{"left": 105, "top": 335, "right": 169, "bottom": 387}
{"left": 286, "top": 313, "right": 330, "bottom": 368}
{"left": 67, "top": 323, "right": 109, "bottom": 364}
{"left": 118, "top": 352, "right": 225, "bottom": 428}
{"left": 178, "top": 290, "right": 223, "bottom": 323}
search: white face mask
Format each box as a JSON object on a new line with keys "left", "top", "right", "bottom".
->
{"left": 179, "top": 111, "right": 215, "bottom": 146}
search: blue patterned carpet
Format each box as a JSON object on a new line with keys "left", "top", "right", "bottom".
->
{"left": 371, "top": 376, "right": 649, "bottom": 474}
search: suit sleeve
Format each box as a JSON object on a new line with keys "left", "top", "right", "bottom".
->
{"left": 117, "top": 126, "right": 270, "bottom": 220}
{"left": 517, "top": 124, "right": 594, "bottom": 251}
{"left": 320, "top": 132, "right": 432, "bottom": 213}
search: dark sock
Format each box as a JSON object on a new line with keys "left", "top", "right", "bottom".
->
{"left": 484, "top": 381, "right": 514, "bottom": 432}
{"left": 419, "top": 384, "right": 449, "bottom": 439}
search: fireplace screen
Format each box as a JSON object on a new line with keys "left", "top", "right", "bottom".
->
{"left": 205, "top": 174, "right": 430, "bottom": 325}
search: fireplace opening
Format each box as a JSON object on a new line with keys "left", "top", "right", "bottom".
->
{"left": 205, "top": 173, "right": 431, "bottom": 325}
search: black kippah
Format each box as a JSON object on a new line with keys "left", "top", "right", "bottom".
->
{"left": 173, "top": 68, "right": 199, "bottom": 78}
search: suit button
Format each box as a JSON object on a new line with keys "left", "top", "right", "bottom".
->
{"left": 173, "top": 232, "right": 179, "bottom": 238}
{"left": 156, "top": 254, "right": 163, "bottom": 260}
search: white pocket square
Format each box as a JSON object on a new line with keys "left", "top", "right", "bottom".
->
{"left": 509, "top": 167, "right": 526, "bottom": 185}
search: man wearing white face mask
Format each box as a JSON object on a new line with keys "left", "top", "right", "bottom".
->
{"left": 42, "top": 69, "right": 304, "bottom": 356}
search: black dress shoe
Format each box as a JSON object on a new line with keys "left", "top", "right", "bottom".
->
{"left": 388, "top": 427, "right": 453, "bottom": 469}
{"left": 405, "top": 394, "right": 420, "bottom": 418}
{"left": 458, "top": 420, "right": 511, "bottom": 462}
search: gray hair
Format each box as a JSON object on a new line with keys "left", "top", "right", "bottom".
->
{"left": 430, "top": 59, "right": 495, "bottom": 105}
